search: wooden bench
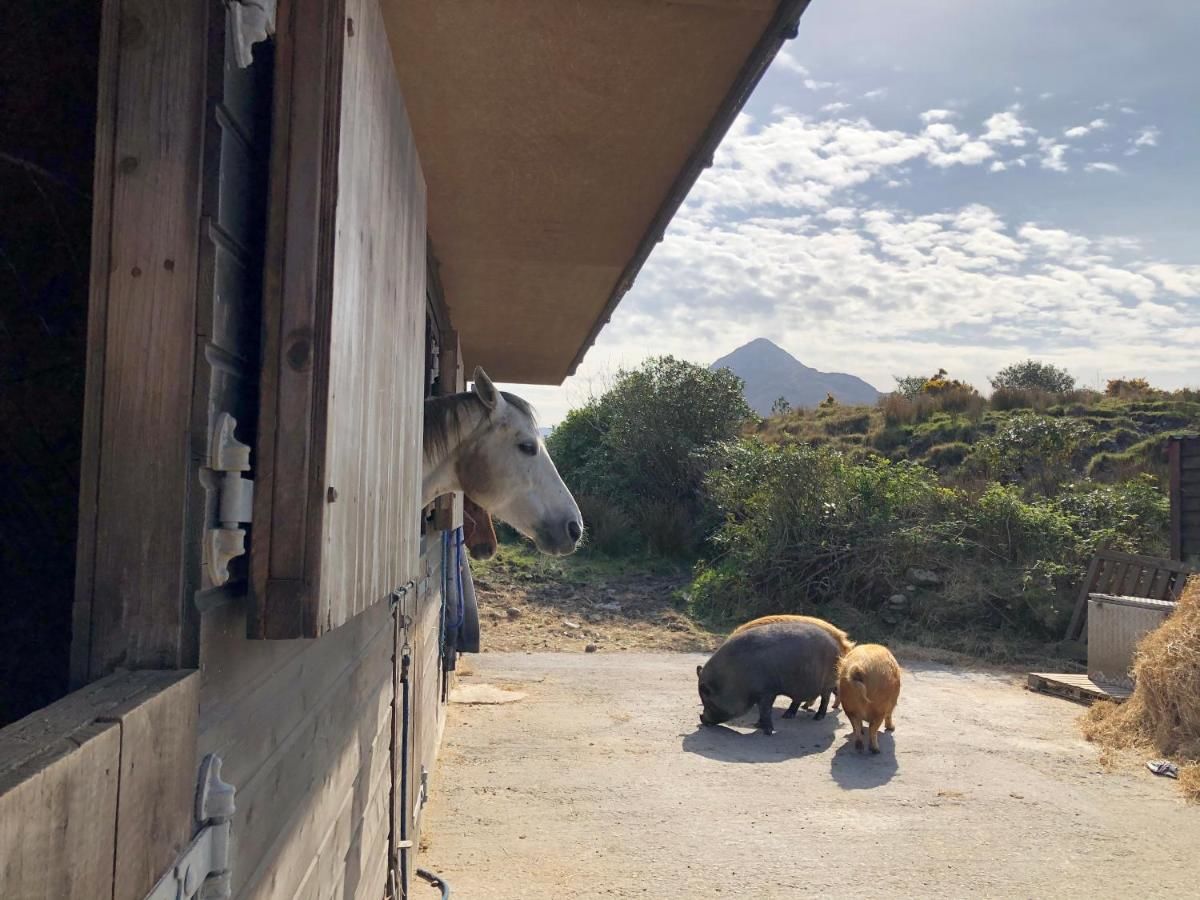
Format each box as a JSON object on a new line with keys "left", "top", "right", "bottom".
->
{"left": 1064, "top": 548, "right": 1196, "bottom": 641}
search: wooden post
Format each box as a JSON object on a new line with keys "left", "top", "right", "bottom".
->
{"left": 1169, "top": 437, "right": 1183, "bottom": 561}
{"left": 73, "top": 0, "right": 211, "bottom": 684}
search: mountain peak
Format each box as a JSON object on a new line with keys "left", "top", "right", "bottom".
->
{"left": 711, "top": 338, "right": 880, "bottom": 414}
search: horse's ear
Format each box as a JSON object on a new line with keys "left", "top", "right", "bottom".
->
{"left": 472, "top": 366, "right": 500, "bottom": 411}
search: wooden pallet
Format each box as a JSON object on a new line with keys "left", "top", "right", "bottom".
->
{"left": 1027, "top": 672, "right": 1133, "bottom": 705}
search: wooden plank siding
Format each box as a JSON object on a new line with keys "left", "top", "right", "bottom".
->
{"left": 72, "top": 0, "right": 211, "bottom": 682}
{"left": 1170, "top": 436, "right": 1200, "bottom": 563}
{"left": 0, "top": 671, "right": 198, "bottom": 900}
{"left": 253, "top": 0, "right": 427, "bottom": 639}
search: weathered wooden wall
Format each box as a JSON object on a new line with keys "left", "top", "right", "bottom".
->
{"left": 253, "top": 0, "right": 426, "bottom": 639}
{"left": 193, "top": 2, "right": 443, "bottom": 898}
{"left": 0, "top": 671, "right": 198, "bottom": 900}
{"left": 1170, "top": 436, "right": 1200, "bottom": 563}
{"left": 322, "top": 0, "right": 428, "bottom": 630}
{"left": 73, "top": 0, "right": 211, "bottom": 683}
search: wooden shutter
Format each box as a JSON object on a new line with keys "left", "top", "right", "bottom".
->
{"left": 252, "top": 0, "right": 426, "bottom": 638}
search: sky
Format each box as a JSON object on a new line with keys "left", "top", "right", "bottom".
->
{"left": 500, "top": 0, "right": 1200, "bottom": 425}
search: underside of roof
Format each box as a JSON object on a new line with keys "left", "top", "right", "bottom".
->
{"left": 382, "top": 0, "right": 809, "bottom": 384}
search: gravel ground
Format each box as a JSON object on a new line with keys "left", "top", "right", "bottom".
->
{"left": 417, "top": 652, "right": 1197, "bottom": 899}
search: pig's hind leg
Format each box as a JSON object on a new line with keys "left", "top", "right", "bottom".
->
{"left": 812, "top": 691, "right": 831, "bottom": 720}
{"left": 782, "top": 698, "right": 802, "bottom": 719}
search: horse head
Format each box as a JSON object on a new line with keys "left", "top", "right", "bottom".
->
{"left": 425, "top": 367, "right": 582, "bottom": 556}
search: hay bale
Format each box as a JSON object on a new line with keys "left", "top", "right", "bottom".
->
{"left": 1081, "top": 575, "right": 1200, "bottom": 800}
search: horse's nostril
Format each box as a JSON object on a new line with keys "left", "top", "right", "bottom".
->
{"left": 567, "top": 520, "right": 582, "bottom": 542}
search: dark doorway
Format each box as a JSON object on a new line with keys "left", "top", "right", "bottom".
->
{"left": 0, "top": 2, "right": 99, "bottom": 725}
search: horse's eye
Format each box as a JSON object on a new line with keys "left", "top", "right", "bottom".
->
{"left": 518, "top": 441, "right": 538, "bottom": 457}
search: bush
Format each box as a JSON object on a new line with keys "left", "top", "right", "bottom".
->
{"left": 547, "top": 356, "right": 753, "bottom": 556}
{"left": 1106, "top": 377, "right": 1161, "bottom": 399}
{"left": 692, "top": 439, "right": 956, "bottom": 619}
{"left": 924, "top": 442, "right": 970, "bottom": 471}
{"left": 973, "top": 412, "right": 1091, "bottom": 495}
{"left": 634, "top": 499, "right": 703, "bottom": 558}
{"left": 879, "top": 386, "right": 983, "bottom": 426}
{"left": 823, "top": 411, "right": 872, "bottom": 435}
{"left": 576, "top": 494, "right": 638, "bottom": 556}
{"left": 989, "top": 359, "right": 1076, "bottom": 394}
{"left": 990, "top": 386, "right": 1057, "bottom": 412}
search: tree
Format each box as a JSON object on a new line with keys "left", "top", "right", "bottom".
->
{"left": 989, "top": 359, "right": 1076, "bottom": 394}
{"left": 547, "top": 356, "right": 754, "bottom": 506}
{"left": 893, "top": 374, "right": 928, "bottom": 399}
{"left": 770, "top": 396, "right": 792, "bottom": 416}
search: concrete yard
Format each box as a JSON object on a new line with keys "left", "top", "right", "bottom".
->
{"left": 417, "top": 652, "right": 1197, "bottom": 899}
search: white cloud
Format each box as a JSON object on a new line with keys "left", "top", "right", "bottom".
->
{"left": 1064, "top": 118, "right": 1108, "bottom": 138}
{"left": 990, "top": 161, "right": 1007, "bottom": 173}
{"left": 863, "top": 89, "right": 888, "bottom": 100}
{"left": 982, "top": 108, "right": 1034, "bottom": 145}
{"left": 522, "top": 197, "right": 1200, "bottom": 422}
{"left": 821, "top": 101, "right": 851, "bottom": 114}
{"left": 773, "top": 49, "right": 809, "bottom": 76}
{"left": 920, "top": 108, "right": 957, "bottom": 123}
{"left": 1038, "top": 91, "right": 1054, "bottom": 100}
{"left": 1085, "top": 162, "right": 1121, "bottom": 173}
{"left": 1120, "top": 106, "right": 1136, "bottom": 115}
{"left": 1126, "top": 126, "right": 1160, "bottom": 155}
{"left": 804, "top": 78, "right": 835, "bottom": 91}
{"left": 1038, "top": 137, "right": 1069, "bottom": 171}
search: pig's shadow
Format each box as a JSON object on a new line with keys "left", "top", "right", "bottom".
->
{"left": 680, "top": 705, "right": 839, "bottom": 763}
{"left": 829, "top": 731, "right": 899, "bottom": 789}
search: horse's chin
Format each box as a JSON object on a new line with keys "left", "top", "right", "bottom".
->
{"left": 531, "top": 526, "right": 579, "bottom": 557}
{"left": 534, "top": 536, "right": 578, "bottom": 557}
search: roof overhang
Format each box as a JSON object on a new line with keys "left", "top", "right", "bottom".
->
{"left": 382, "top": 0, "right": 811, "bottom": 384}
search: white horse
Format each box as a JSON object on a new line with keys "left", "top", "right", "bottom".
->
{"left": 423, "top": 367, "right": 582, "bottom": 556}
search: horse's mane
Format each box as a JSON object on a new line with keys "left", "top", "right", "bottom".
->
{"left": 423, "top": 390, "right": 537, "bottom": 461}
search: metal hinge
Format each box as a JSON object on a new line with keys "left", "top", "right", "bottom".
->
{"left": 204, "top": 413, "right": 254, "bottom": 587}
{"left": 144, "top": 755, "right": 236, "bottom": 900}
{"left": 226, "top": 1, "right": 277, "bottom": 68}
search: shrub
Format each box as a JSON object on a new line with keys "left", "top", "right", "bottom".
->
{"left": 634, "top": 499, "right": 703, "bottom": 558}
{"left": 892, "top": 374, "right": 928, "bottom": 399}
{"left": 989, "top": 359, "right": 1076, "bottom": 394}
{"left": 924, "top": 442, "right": 970, "bottom": 471}
{"left": 879, "top": 385, "right": 983, "bottom": 426}
{"left": 1105, "top": 377, "right": 1157, "bottom": 398}
{"left": 547, "top": 356, "right": 753, "bottom": 543}
{"left": 823, "top": 411, "right": 872, "bottom": 435}
{"left": 973, "top": 412, "right": 1091, "bottom": 495}
{"left": 576, "top": 494, "right": 638, "bottom": 556}
{"left": 990, "top": 386, "right": 1057, "bottom": 412}
{"left": 692, "top": 439, "right": 956, "bottom": 619}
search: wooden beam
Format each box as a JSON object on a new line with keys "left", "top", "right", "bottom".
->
{"left": 0, "top": 670, "right": 198, "bottom": 900}
{"left": 1170, "top": 437, "right": 1183, "bottom": 561}
{"left": 73, "top": 0, "right": 210, "bottom": 682}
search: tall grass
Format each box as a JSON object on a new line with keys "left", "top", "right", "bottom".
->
{"left": 879, "top": 387, "right": 985, "bottom": 426}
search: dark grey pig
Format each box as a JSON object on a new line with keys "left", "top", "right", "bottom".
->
{"left": 696, "top": 621, "right": 840, "bottom": 735}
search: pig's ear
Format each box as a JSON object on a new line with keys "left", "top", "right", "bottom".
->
{"left": 695, "top": 665, "right": 703, "bottom": 679}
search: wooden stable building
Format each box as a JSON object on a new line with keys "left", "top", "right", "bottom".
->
{"left": 0, "top": 1, "right": 810, "bottom": 898}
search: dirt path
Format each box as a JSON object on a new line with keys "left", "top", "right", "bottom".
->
{"left": 417, "top": 652, "right": 1197, "bottom": 899}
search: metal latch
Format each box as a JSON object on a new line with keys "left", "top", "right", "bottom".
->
{"left": 144, "top": 754, "right": 236, "bottom": 900}
{"left": 204, "top": 413, "right": 254, "bottom": 587}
